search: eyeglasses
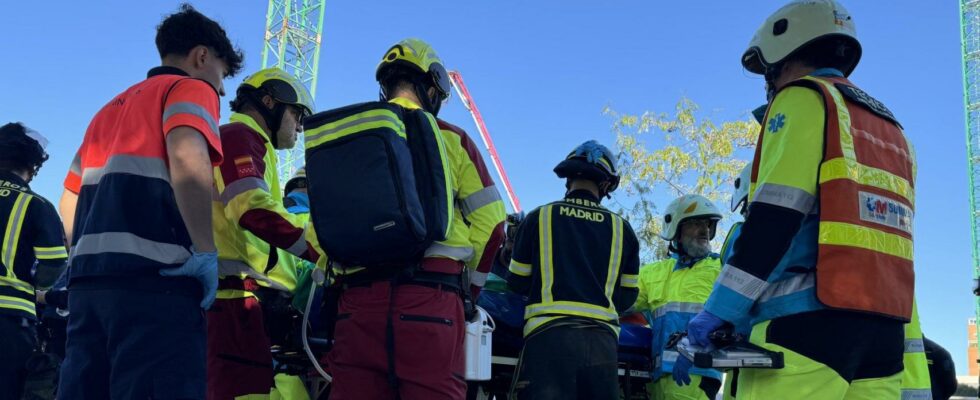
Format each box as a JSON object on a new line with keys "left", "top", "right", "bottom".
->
{"left": 289, "top": 105, "right": 306, "bottom": 125}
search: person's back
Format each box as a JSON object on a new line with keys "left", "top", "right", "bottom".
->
{"left": 507, "top": 140, "right": 640, "bottom": 400}
{"left": 57, "top": 5, "right": 242, "bottom": 399}
{"left": 0, "top": 123, "right": 67, "bottom": 400}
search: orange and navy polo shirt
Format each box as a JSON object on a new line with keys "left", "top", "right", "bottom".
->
{"left": 65, "top": 66, "right": 222, "bottom": 282}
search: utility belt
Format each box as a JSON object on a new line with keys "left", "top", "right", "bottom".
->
{"left": 338, "top": 258, "right": 465, "bottom": 295}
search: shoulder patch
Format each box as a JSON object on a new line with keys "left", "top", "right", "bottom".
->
{"left": 834, "top": 83, "right": 902, "bottom": 129}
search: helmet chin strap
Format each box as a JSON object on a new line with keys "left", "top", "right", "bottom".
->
{"left": 248, "top": 91, "right": 288, "bottom": 149}
{"left": 412, "top": 76, "right": 441, "bottom": 116}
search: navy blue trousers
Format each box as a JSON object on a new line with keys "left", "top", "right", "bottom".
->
{"left": 58, "top": 277, "right": 205, "bottom": 399}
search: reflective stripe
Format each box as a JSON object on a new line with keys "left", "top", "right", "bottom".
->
{"left": 305, "top": 112, "right": 406, "bottom": 148}
{"left": 524, "top": 315, "right": 563, "bottom": 337}
{"left": 71, "top": 232, "right": 191, "bottom": 265}
{"left": 652, "top": 302, "right": 704, "bottom": 319}
{"left": 818, "top": 221, "right": 913, "bottom": 261}
{"left": 0, "top": 278, "right": 34, "bottom": 294}
{"left": 900, "top": 389, "right": 932, "bottom": 400}
{"left": 70, "top": 151, "right": 82, "bottom": 175}
{"left": 162, "top": 101, "right": 220, "bottom": 136}
{"left": 219, "top": 177, "right": 269, "bottom": 205}
{"left": 217, "top": 259, "right": 290, "bottom": 292}
{"left": 424, "top": 242, "right": 475, "bottom": 261}
{"left": 2, "top": 193, "right": 31, "bottom": 272}
{"left": 284, "top": 235, "right": 308, "bottom": 258}
{"left": 751, "top": 183, "right": 815, "bottom": 213}
{"left": 459, "top": 186, "right": 502, "bottom": 218}
{"left": 509, "top": 260, "right": 532, "bottom": 277}
{"left": 758, "top": 272, "right": 815, "bottom": 302}
{"left": 717, "top": 264, "right": 769, "bottom": 300}
{"left": 0, "top": 297, "right": 34, "bottom": 315}
{"left": 620, "top": 274, "right": 639, "bottom": 288}
{"left": 539, "top": 205, "right": 555, "bottom": 303}
{"left": 470, "top": 270, "right": 488, "bottom": 287}
{"left": 81, "top": 154, "right": 170, "bottom": 186}
{"left": 525, "top": 301, "right": 618, "bottom": 321}
{"left": 804, "top": 77, "right": 856, "bottom": 161}
{"left": 819, "top": 157, "right": 914, "bottom": 204}
{"left": 34, "top": 246, "right": 68, "bottom": 260}
{"left": 904, "top": 338, "right": 925, "bottom": 353}
{"left": 604, "top": 216, "right": 623, "bottom": 299}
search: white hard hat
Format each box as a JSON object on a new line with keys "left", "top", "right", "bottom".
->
{"left": 742, "top": 0, "right": 861, "bottom": 77}
{"left": 731, "top": 162, "right": 753, "bottom": 213}
{"left": 660, "top": 194, "right": 723, "bottom": 241}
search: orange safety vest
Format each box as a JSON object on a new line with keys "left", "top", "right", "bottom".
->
{"left": 756, "top": 75, "right": 916, "bottom": 320}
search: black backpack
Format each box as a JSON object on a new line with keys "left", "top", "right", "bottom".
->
{"left": 303, "top": 102, "right": 452, "bottom": 267}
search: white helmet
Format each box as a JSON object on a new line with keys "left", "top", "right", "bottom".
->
{"left": 742, "top": 0, "right": 861, "bottom": 77}
{"left": 660, "top": 194, "right": 723, "bottom": 241}
{"left": 731, "top": 162, "right": 753, "bottom": 214}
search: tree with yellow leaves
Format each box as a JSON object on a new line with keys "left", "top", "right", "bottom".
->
{"left": 604, "top": 98, "right": 760, "bottom": 261}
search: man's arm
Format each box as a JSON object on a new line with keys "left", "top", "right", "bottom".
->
{"left": 215, "top": 126, "right": 317, "bottom": 262}
{"left": 30, "top": 199, "right": 68, "bottom": 290}
{"left": 613, "top": 218, "right": 640, "bottom": 313}
{"left": 167, "top": 127, "right": 216, "bottom": 252}
{"left": 506, "top": 209, "right": 538, "bottom": 295}
{"left": 704, "top": 85, "right": 825, "bottom": 322}
{"left": 58, "top": 190, "right": 78, "bottom": 247}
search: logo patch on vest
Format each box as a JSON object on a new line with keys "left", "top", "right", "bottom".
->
{"left": 858, "top": 191, "right": 912, "bottom": 233}
{"left": 767, "top": 113, "right": 785, "bottom": 133}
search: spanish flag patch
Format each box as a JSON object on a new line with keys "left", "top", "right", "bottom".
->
{"left": 234, "top": 156, "right": 258, "bottom": 177}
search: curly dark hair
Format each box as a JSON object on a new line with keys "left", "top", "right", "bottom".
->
{"left": 155, "top": 4, "right": 244, "bottom": 77}
{"left": 0, "top": 123, "right": 49, "bottom": 177}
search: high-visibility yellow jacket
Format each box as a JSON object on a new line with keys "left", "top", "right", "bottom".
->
{"left": 213, "top": 113, "right": 316, "bottom": 297}
{"left": 634, "top": 254, "right": 722, "bottom": 381}
{"left": 901, "top": 300, "right": 932, "bottom": 399}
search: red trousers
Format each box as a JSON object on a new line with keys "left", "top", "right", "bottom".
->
{"left": 327, "top": 281, "right": 466, "bottom": 400}
{"left": 207, "top": 296, "right": 275, "bottom": 400}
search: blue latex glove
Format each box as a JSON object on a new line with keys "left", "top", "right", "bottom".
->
{"left": 687, "top": 310, "right": 726, "bottom": 347}
{"left": 160, "top": 251, "right": 218, "bottom": 309}
{"left": 672, "top": 343, "right": 694, "bottom": 386}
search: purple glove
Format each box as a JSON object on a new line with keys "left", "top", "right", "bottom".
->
{"left": 672, "top": 347, "right": 694, "bottom": 386}
{"left": 687, "top": 310, "right": 726, "bottom": 347}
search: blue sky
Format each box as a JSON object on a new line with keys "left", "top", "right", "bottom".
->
{"left": 1, "top": 1, "right": 973, "bottom": 374}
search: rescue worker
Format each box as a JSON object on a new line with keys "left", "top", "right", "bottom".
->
{"left": 322, "top": 38, "right": 506, "bottom": 400}
{"left": 282, "top": 166, "right": 308, "bottom": 214}
{"left": 0, "top": 123, "right": 67, "bottom": 400}
{"left": 684, "top": 1, "right": 916, "bottom": 398}
{"left": 57, "top": 5, "right": 243, "bottom": 398}
{"left": 507, "top": 140, "right": 641, "bottom": 400}
{"left": 209, "top": 67, "right": 320, "bottom": 399}
{"left": 632, "top": 194, "right": 723, "bottom": 400}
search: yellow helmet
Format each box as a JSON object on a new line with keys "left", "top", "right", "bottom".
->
{"left": 284, "top": 166, "right": 307, "bottom": 195}
{"left": 239, "top": 67, "right": 315, "bottom": 117}
{"left": 375, "top": 38, "right": 452, "bottom": 112}
{"left": 660, "top": 194, "right": 722, "bottom": 241}
{"left": 742, "top": 0, "right": 861, "bottom": 77}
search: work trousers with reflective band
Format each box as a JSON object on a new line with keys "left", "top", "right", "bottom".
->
{"left": 512, "top": 323, "right": 618, "bottom": 400}
{"left": 59, "top": 277, "right": 206, "bottom": 399}
{"left": 207, "top": 296, "right": 275, "bottom": 400}
{"left": 648, "top": 375, "right": 720, "bottom": 400}
{"left": 736, "top": 310, "right": 904, "bottom": 400}
{"left": 326, "top": 280, "right": 465, "bottom": 400}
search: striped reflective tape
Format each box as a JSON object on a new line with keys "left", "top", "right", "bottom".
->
{"left": 163, "top": 101, "right": 220, "bottom": 137}
{"left": 818, "top": 221, "right": 913, "bottom": 261}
